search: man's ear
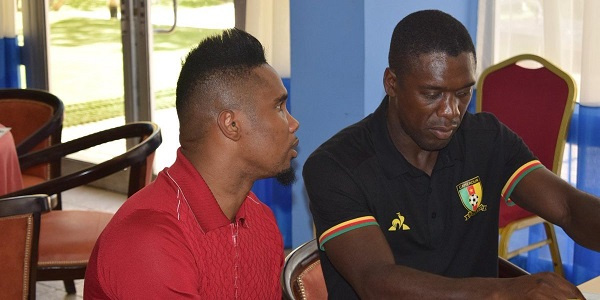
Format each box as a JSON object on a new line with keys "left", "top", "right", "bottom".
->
{"left": 383, "top": 67, "right": 397, "bottom": 97}
{"left": 217, "top": 110, "right": 241, "bottom": 141}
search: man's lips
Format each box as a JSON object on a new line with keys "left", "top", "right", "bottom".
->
{"left": 430, "top": 126, "right": 456, "bottom": 140}
{"left": 291, "top": 138, "right": 299, "bottom": 158}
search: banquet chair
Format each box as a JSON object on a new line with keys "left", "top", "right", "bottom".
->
{"left": 0, "top": 194, "right": 52, "bottom": 300}
{"left": 476, "top": 54, "right": 577, "bottom": 276}
{"left": 281, "top": 239, "right": 529, "bottom": 299}
{"left": 0, "top": 121, "right": 162, "bottom": 294}
{"left": 0, "top": 88, "right": 64, "bottom": 206}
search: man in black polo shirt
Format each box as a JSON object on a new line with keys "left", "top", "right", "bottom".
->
{"left": 303, "top": 9, "right": 600, "bottom": 299}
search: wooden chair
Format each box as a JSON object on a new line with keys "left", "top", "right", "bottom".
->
{"left": 281, "top": 238, "right": 529, "bottom": 299}
{"left": 0, "top": 122, "right": 162, "bottom": 294}
{"left": 0, "top": 88, "right": 64, "bottom": 206}
{"left": 0, "top": 194, "right": 52, "bottom": 300}
{"left": 282, "top": 239, "right": 327, "bottom": 300}
{"left": 476, "top": 54, "right": 577, "bottom": 276}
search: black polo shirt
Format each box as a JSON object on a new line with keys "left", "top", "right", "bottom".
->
{"left": 303, "top": 97, "right": 541, "bottom": 299}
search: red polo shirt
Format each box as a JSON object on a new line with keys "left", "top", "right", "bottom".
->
{"left": 84, "top": 149, "right": 284, "bottom": 299}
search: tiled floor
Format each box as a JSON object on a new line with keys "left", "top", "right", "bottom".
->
{"left": 35, "top": 185, "right": 127, "bottom": 299}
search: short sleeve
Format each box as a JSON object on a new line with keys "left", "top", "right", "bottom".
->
{"left": 303, "top": 152, "right": 379, "bottom": 251}
{"left": 496, "top": 121, "right": 541, "bottom": 204}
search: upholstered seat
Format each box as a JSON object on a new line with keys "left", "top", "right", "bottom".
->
{"left": 38, "top": 211, "right": 113, "bottom": 268}
{"left": 0, "top": 194, "right": 52, "bottom": 300}
{"left": 294, "top": 260, "right": 327, "bottom": 300}
{"left": 0, "top": 88, "right": 64, "bottom": 199}
{"left": 282, "top": 239, "right": 327, "bottom": 300}
{"left": 22, "top": 174, "right": 46, "bottom": 189}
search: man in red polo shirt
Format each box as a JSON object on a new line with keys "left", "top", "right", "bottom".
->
{"left": 84, "top": 28, "right": 299, "bottom": 299}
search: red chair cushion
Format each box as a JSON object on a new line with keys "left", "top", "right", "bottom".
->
{"left": 38, "top": 210, "right": 113, "bottom": 266}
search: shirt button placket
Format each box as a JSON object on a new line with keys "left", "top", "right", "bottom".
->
{"left": 231, "top": 222, "right": 240, "bottom": 299}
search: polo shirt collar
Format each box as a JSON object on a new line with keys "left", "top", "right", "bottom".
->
{"left": 167, "top": 148, "right": 249, "bottom": 232}
{"left": 368, "top": 96, "right": 460, "bottom": 179}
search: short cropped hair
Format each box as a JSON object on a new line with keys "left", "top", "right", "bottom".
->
{"left": 175, "top": 28, "right": 267, "bottom": 138}
{"left": 388, "top": 10, "right": 476, "bottom": 78}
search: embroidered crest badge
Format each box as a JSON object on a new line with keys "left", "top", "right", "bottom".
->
{"left": 456, "top": 176, "right": 487, "bottom": 221}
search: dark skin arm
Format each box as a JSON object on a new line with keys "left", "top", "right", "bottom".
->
{"left": 510, "top": 167, "right": 600, "bottom": 251}
{"left": 326, "top": 224, "right": 585, "bottom": 299}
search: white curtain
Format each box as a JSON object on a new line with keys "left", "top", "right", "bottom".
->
{"left": 244, "top": 0, "right": 290, "bottom": 77}
{"left": 580, "top": 0, "right": 600, "bottom": 105}
{"left": 477, "top": 0, "right": 600, "bottom": 106}
{"left": 1, "top": 0, "right": 17, "bottom": 37}
{"left": 1, "top": 0, "right": 20, "bottom": 88}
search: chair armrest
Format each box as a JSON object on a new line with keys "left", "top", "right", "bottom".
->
{"left": 18, "top": 122, "right": 159, "bottom": 169}
{"left": 1, "top": 122, "right": 161, "bottom": 199}
{"left": 0, "top": 194, "right": 52, "bottom": 217}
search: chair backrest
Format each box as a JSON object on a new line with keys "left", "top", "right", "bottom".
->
{"left": 282, "top": 239, "right": 327, "bottom": 300}
{"left": 0, "top": 88, "right": 64, "bottom": 185}
{"left": 0, "top": 194, "right": 52, "bottom": 300}
{"left": 476, "top": 54, "right": 577, "bottom": 227}
{"left": 0, "top": 122, "right": 162, "bottom": 199}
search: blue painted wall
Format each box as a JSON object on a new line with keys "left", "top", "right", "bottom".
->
{"left": 289, "top": 1, "right": 365, "bottom": 247}
{"left": 363, "top": 1, "right": 478, "bottom": 114}
{"left": 289, "top": 0, "right": 479, "bottom": 247}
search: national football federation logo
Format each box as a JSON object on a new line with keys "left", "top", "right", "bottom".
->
{"left": 456, "top": 176, "right": 487, "bottom": 221}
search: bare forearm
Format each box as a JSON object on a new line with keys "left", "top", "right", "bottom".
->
{"left": 512, "top": 168, "right": 600, "bottom": 251}
{"left": 356, "top": 264, "right": 498, "bottom": 299}
{"left": 355, "top": 265, "right": 583, "bottom": 300}
{"left": 323, "top": 222, "right": 584, "bottom": 299}
{"left": 562, "top": 189, "right": 600, "bottom": 251}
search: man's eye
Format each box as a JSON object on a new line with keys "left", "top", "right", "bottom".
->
{"left": 424, "top": 93, "right": 441, "bottom": 100}
{"left": 457, "top": 89, "right": 473, "bottom": 98}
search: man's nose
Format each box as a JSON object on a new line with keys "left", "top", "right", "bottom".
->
{"left": 439, "top": 94, "right": 460, "bottom": 119}
{"left": 288, "top": 113, "right": 300, "bottom": 133}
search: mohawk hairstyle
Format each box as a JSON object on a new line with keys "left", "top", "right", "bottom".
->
{"left": 175, "top": 28, "right": 267, "bottom": 126}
